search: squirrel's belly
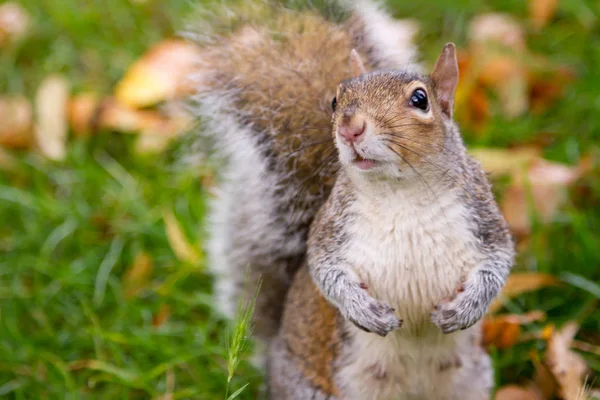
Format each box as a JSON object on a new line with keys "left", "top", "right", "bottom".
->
{"left": 335, "top": 322, "right": 484, "bottom": 400}
{"left": 347, "top": 198, "right": 483, "bottom": 331}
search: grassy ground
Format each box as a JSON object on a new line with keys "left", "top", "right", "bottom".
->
{"left": 1, "top": 0, "right": 599, "bottom": 399}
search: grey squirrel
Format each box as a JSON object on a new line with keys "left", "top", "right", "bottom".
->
{"left": 190, "top": 1, "right": 514, "bottom": 398}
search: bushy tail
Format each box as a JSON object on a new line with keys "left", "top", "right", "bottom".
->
{"left": 185, "top": 0, "right": 419, "bottom": 350}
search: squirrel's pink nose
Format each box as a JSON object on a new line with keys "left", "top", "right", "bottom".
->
{"left": 338, "top": 119, "right": 366, "bottom": 145}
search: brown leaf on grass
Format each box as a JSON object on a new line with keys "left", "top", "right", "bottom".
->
{"left": 469, "top": 13, "right": 529, "bottom": 119}
{"left": 495, "top": 384, "right": 544, "bottom": 400}
{"left": 152, "top": 304, "right": 171, "bottom": 328}
{"left": 530, "top": 0, "right": 559, "bottom": 29}
{"left": 460, "top": 12, "right": 572, "bottom": 129}
{"left": 122, "top": 251, "right": 153, "bottom": 299}
{"left": 98, "top": 97, "right": 192, "bottom": 138}
{"left": 163, "top": 209, "right": 202, "bottom": 264}
{"left": 115, "top": 39, "right": 202, "bottom": 108}
{"left": 483, "top": 311, "right": 546, "bottom": 349}
{"left": 0, "top": 2, "right": 30, "bottom": 46}
{"left": 529, "top": 67, "right": 575, "bottom": 114}
{"left": 469, "top": 13, "right": 526, "bottom": 50}
{"left": 545, "top": 323, "right": 589, "bottom": 400}
{"left": 470, "top": 147, "right": 542, "bottom": 177}
{"left": 34, "top": 75, "right": 70, "bottom": 161}
{"left": 68, "top": 93, "right": 100, "bottom": 137}
{"left": 490, "top": 273, "right": 560, "bottom": 313}
{"left": 0, "top": 95, "right": 33, "bottom": 148}
{"left": 532, "top": 351, "right": 559, "bottom": 399}
{"left": 502, "top": 159, "right": 588, "bottom": 235}
{"left": 133, "top": 103, "right": 194, "bottom": 154}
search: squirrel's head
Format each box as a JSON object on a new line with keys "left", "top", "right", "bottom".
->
{"left": 332, "top": 43, "right": 460, "bottom": 180}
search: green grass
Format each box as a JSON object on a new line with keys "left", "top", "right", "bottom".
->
{"left": 1, "top": 0, "right": 599, "bottom": 398}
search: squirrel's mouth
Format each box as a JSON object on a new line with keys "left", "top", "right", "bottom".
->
{"left": 353, "top": 153, "right": 379, "bottom": 170}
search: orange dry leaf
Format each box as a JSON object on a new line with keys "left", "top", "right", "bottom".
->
{"left": 490, "top": 273, "right": 560, "bottom": 313}
{"left": 122, "top": 251, "right": 153, "bottom": 299}
{"left": 115, "top": 39, "right": 202, "bottom": 108}
{"left": 495, "top": 384, "right": 544, "bottom": 400}
{"left": 0, "top": 95, "right": 33, "bottom": 148}
{"left": 68, "top": 93, "right": 100, "bottom": 137}
{"left": 34, "top": 75, "right": 70, "bottom": 160}
{"left": 483, "top": 311, "right": 546, "bottom": 349}
{"left": 530, "top": 0, "right": 559, "bottom": 29}
{"left": 98, "top": 97, "right": 192, "bottom": 138}
{"left": 163, "top": 209, "right": 202, "bottom": 264}
{"left": 545, "top": 322, "right": 589, "bottom": 400}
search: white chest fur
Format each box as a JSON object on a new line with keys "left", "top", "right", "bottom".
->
{"left": 337, "top": 179, "right": 485, "bottom": 400}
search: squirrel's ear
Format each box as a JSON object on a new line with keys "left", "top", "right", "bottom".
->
{"left": 350, "top": 49, "right": 367, "bottom": 78}
{"left": 431, "top": 43, "right": 459, "bottom": 118}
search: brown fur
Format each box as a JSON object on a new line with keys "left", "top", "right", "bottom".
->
{"left": 279, "top": 266, "right": 340, "bottom": 396}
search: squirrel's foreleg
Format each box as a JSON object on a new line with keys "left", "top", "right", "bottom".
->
{"left": 431, "top": 255, "right": 512, "bottom": 333}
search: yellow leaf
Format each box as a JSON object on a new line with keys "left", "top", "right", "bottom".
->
{"left": 115, "top": 39, "right": 202, "bottom": 108}
{"left": 34, "top": 75, "right": 70, "bottom": 160}
{"left": 163, "top": 210, "right": 202, "bottom": 264}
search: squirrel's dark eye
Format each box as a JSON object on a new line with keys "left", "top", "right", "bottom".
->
{"left": 410, "top": 89, "right": 428, "bottom": 111}
{"left": 331, "top": 97, "right": 337, "bottom": 112}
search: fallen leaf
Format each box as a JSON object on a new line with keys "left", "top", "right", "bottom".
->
{"left": 0, "top": 95, "right": 33, "bottom": 148}
{"left": 122, "top": 251, "right": 153, "bottom": 299}
{"left": 490, "top": 273, "right": 560, "bottom": 313}
{"left": 0, "top": 2, "right": 30, "bottom": 46}
{"left": 469, "top": 13, "right": 526, "bottom": 51}
{"left": 495, "top": 384, "right": 544, "bottom": 400}
{"left": 152, "top": 304, "right": 171, "bottom": 328}
{"left": 483, "top": 311, "right": 546, "bottom": 349}
{"left": 163, "top": 209, "right": 202, "bottom": 264}
{"left": 134, "top": 134, "right": 173, "bottom": 154}
{"left": 530, "top": 0, "right": 559, "bottom": 29}
{"left": 502, "top": 158, "right": 588, "bottom": 235}
{"left": 34, "top": 75, "right": 70, "bottom": 160}
{"left": 529, "top": 67, "right": 575, "bottom": 114}
{"left": 545, "top": 322, "right": 589, "bottom": 400}
{"left": 470, "top": 147, "right": 541, "bottom": 177}
{"left": 98, "top": 97, "right": 192, "bottom": 139}
{"left": 532, "top": 351, "right": 558, "bottom": 399}
{"left": 115, "top": 39, "right": 202, "bottom": 108}
{"left": 68, "top": 93, "right": 100, "bottom": 137}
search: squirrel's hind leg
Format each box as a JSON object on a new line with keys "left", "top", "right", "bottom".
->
{"left": 267, "top": 334, "right": 337, "bottom": 400}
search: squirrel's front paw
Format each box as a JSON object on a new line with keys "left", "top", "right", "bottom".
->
{"left": 343, "top": 292, "right": 402, "bottom": 337}
{"left": 431, "top": 284, "right": 485, "bottom": 334}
